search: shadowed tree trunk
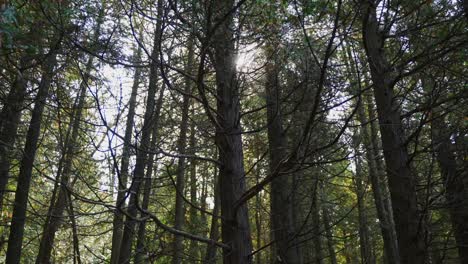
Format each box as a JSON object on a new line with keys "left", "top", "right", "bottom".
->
{"left": 204, "top": 166, "right": 220, "bottom": 264}
{"left": 35, "top": 9, "right": 104, "bottom": 261}
{"left": 118, "top": 1, "right": 163, "bottom": 261}
{"left": 345, "top": 42, "right": 400, "bottom": 263}
{"left": 321, "top": 202, "right": 337, "bottom": 264}
{"left": 134, "top": 83, "right": 166, "bottom": 264}
{"left": 426, "top": 78, "right": 468, "bottom": 264}
{"left": 211, "top": 0, "right": 253, "bottom": 263}
{"left": 352, "top": 131, "right": 375, "bottom": 264}
{"left": 360, "top": 1, "right": 427, "bottom": 262}
{"left": 6, "top": 47, "right": 59, "bottom": 264}
{"left": 110, "top": 29, "right": 143, "bottom": 264}
{"left": 172, "top": 27, "right": 195, "bottom": 264}
{"left": 265, "top": 44, "right": 301, "bottom": 263}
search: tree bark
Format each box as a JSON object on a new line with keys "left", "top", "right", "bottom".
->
{"left": 211, "top": 0, "right": 253, "bottom": 263}
{"left": 172, "top": 29, "right": 195, "bottom": 264}
{"left": 35, "top": 47, "right": 94, "bottom": 264}
{"left": 204, "top": 167, "right": 220, "bottom": 264}
{"left": 360, "top": 1, "right": 427, "bottom": 262}
{"left": 6, "top": 50, "right": 58, "bottom": 264}
{"left": 118, "top": 1, "right": 163, "bottom": 261}
{"left": 0, "top": 57, "right": 31, "bottom": 212}
{"left": 321, "top": 203, "right": 337, "bottom": 264}
{"left": 352, "top": 132, "right": 375, "bottom": 264}
{"left": 265, "top": 44, "right": 301, "bottom": 263}
{"left": 109, "top": 40, "right": 142, "bottom": 264}
{"left": 428, "top": 84, "right": 468, "bottom": 264}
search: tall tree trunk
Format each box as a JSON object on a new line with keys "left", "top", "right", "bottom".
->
{"left": 204, "top": 167, "right": 220, "bottom": 264}
{"left": 188, "top": 106, "right": 199, "bottom": 260}
{"left": 172, "top": 29, "right": 195, "bottom": 264}
{"left": 6, "top": 49, "right": 58, "bottom": 264}
{"left": 352, "top": 132, "right": 375, "bottom": 264}
{"left": 67, "top": 190, "right": 82, "bottom": 264}
{"left": 264, "top": 37, "right": 302, "bottom": 264}
{"left": 312, "top": 178, "right": 324, "bottom": 264}
{"left": 428, "top": 83, "right": 468, "bottom": 264}
{"left": 109, "top": 29, "right": 143, "bottom": 264}
{"left": 35, "top": 48, "right": 94, "bottom": 264}
{"left": 134, "top": 83, "right": 165, "bottom": 264}
{"left": 321, "top": 203, "right": 337, "bottom": 264}
{"left": 118, "top": 1, "right": 163, "bottom": 261}
{"left": 0, "top": 56, "right": 31, "bottom": 211}
{"left": 360, "top": 1, "right": 426, "bottom": 262}
{"left": 211, "top": 0, "right": 253, "bottom": 263}
{"left": 345, "top": 43, "right": 400, "bottom": 263}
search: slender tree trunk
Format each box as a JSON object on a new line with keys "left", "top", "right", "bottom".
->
{"left": 321, "top": 204, "right": 337, "bottom": 264}
{"left": 188, "top": 106, "right": 199, "bottom": 260}
{"left": 360, "top": 1, "right": 426, "bottom": 262}
{"left": 254, "top": 152, "right": 263, "bottom": 264}
{"left": 35, "top": 49, "right": 94, "bottom": 264}
{"left": 204, "top": 167, "right": 220, "bottom": 264}
{"left": 312, "top": 179, "right": 324, "bottom": 264}
{"left": 211, "top": 0, "right": 253, "bottom": 263}
{"left": 0, "top": 57, "right": 30, "bottom": 211}
{"left": 352, "top": 133, "right": 375, "bottom": 264}
{"left": 109, "top": 29, "right": 143, "bottom": 264}
{"left": 362, "top": 93, "right": 400, "bottom": 264}
{"left": 67, "top": 190, "right": 82, "bottom": 264}
{"left": 172, "top": 29, "right": 195, "bottom": 264}
{"left": 428, "top": 86, "right": 468, "bottom": 264}
{"left": 265, "top": 39, "right": 301, "bottom": 264}
{"left": 6, "top": 50, "right": 58, "bottom": 264}
{"left": 118, "top": 2, "right": 163, "bottom": 261}
{"left": 345, "top": 43, "right": 400, "bottom": 263}
{"left": 134, "top": 83, "right": 165, "bottom": 264}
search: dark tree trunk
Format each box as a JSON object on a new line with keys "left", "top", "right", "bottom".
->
{"left": 211, "top": 0, "right": 253, "bottom": 263}
{"left": 0, "top": 58, "right": 30, "bottom": 211}
{"left": 188, "top": 113, "right": 199, "bottom": 260}
{"left": 172, "top": 30, "right": 195, "bottom": 264}
{"left": 311, "top": 179, "right": 324, "bottom": 264}
{"left": 118, "top": 1, "right": 163, "bottom": 260}
{"left": 321, "top": 203, "right": 337, "bottom": 264}
{"left": 352, "top": 133, "right": 375, "bottom": 264}
{"left": 109, "top": 30, "right": 143, "bottom": 264}
{"left": 204, "top": 168, "right": 220, "bottom": 264}
{"left": 6, "top": 51, "right": 58, "bottom": 264}
{"left": 429, "top": 93, "right": 468, "bottom": 264}
{"left": 360, "top": 1, "right": 427, "bottom": 263}
{"left": 345, "top": 43, "right": 400, "bottom": 263}
{"left": 265, "top": 44, "right": 301, "bottom": 263}
{"left": 134, "top": 116, "right": 160, "bottom": 264}
{"left": 35, "top": 50, "right": 93, "bottom": 264}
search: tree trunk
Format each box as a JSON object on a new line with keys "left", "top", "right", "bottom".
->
{"left": 172, "top": 29, "right": 195, "bottom": 264}
{"left": 264, "top": 37, "right": 302, "bottom": 263}
{"left": 134, "top": 83, "right": 165, "bottom": 264}
{"left": 109, "top": 48, "right": 142, "bottom": 264}
{"left": 188, "top": 106, "right": 199, "bottom": 260}
{"left": 321, "top": 203, "right": 337, "bottom": 264}
{"left": 345, "top": 42, "right": 400, "bottom": 263}
{"left": 204, "top": 167, "right": 220, "bottom": 264}
{"left": 6, "top": 50, "right": 58, "bottom": 264}
{"left": 0, "top": 57, "right": 30, "bottom": 211}
{"left": 312, "top": 179, "right": 324, "bottom": 264}
{"left": 428, "top": 85, "right": 468, "bottom": 264}
{"left": 211, "top": 0, "right": 253, "bottom": 263}
{"left": 109, "top": 29, "right": 143, "bottom": 264}
{"left": 360, "top": 1, "right": 426, "bottom": 262}
{"left": 118, "top": 1, "right": 163, "bottom": 261}
{"left": 352, "top": 132, "right": 375, "bottom": 264}
{"left": 35, "top": 48, "right": 94, "bottom": 264}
